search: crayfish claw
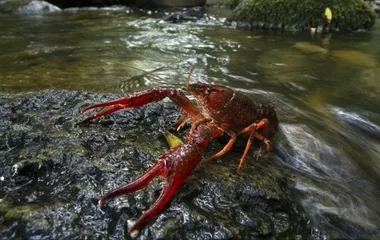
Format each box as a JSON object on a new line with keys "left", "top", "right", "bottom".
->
{"left": 80, "top": 105, "right": 125, "bottom": 124}
{"left": 80, "top": 97, "right": 130, "bottom": 124}
{"left": 98, "top": 163, "right": 161, "bottom": 208}
{"left": 98, "top": 135, "right": 206, "bottom": 233}
{"left": 129, "top": 180, "right": 182, "bottom": 232}
{"left": 81, "top": 97, "right": 129, "bottom": 114}
{"left": 77, "top": 81, "right": 279, "bottom": 233}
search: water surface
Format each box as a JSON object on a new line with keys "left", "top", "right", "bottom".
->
{"left": 1, "top": 8, "right": 380, "bottom": 238}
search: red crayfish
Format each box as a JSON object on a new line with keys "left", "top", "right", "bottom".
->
{"left": 79, "top": 69, "right": 278, "bottom": 232}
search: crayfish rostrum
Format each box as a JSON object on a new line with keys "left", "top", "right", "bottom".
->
{"left": 79, "top": 69, "right": 278, "bottom": 232}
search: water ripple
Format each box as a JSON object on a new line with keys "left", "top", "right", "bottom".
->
{"left": 330, "top": 107, "right": 380, "bottom": 137}
{"left": 279, "top": 124, "right": 356, "bottom": 180}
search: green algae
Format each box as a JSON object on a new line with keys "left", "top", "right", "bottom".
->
{"left": 229, "top": 0, "right": 376, "bottom": 31}
{"left": 3, "top": 203, "right": 42, "bottom": 219}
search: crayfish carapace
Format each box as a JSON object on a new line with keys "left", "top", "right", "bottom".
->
{"left": 79, "top": 69, "right": 278, "bottom": 232}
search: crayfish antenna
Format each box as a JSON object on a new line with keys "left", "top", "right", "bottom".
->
{"left": 185, "top": 64, "right": 197, "bottom": 91}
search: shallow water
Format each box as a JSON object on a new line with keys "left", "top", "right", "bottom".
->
{"left": 1, "top": 8, "right": 380, "bottom": 238}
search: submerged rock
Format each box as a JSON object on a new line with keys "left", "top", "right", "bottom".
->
{"left": 330, "top": 50, "right": 377, "bottom": 68}
{"left": 292, "top": 42, "right": 328, "bottom": 55}
{"left": 0, "top": 90, "right": 311, "bottom": 239}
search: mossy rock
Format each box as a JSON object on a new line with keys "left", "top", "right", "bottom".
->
{"left": 228, "top": 0, "right": 376, "bottom": 32}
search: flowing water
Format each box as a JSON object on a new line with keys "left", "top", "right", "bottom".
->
{"left": 1, "top": 7, "right": 380, "bottom": 238}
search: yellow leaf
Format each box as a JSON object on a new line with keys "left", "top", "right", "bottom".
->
{"left": 325, "top": 7, "right": 332, "bottom": 23}
{"left": 163, "top": 131, "right": 184, "bottom": 148}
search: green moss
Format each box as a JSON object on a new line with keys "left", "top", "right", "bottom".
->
{"left": 229, "top": 0, "right": 376, "bottom": 31}
{"left": 4, "top": 204, "right": 42, "bottom": 219}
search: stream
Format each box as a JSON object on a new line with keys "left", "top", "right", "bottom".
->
{"left": 1, "top": 7, "right": 380, "bottom": 238}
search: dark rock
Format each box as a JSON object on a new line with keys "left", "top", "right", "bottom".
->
{"left": 163, "top": 6, "right": 204, "bottom": 23}
{"left": 0, "top": 90, "right": 311, "bottom": 239}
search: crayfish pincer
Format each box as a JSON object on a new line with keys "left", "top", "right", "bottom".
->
{"left": 79, "top": 74, "right": 278, "bottom": 232}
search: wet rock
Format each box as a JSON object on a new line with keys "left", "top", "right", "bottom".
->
{"left": 16, "top": 0, "right": 61, "bottom": 14}
{"left": 228, "top": 0, "right": 376, "bottom": 32}
{"left": 163, "top": 6, "right": 204, "bottom": 23}
{"left": 0, "top": 90, "right": 311, "bottom": 239}
{"left": 0, "top": 0, "right": 60, "bottom": 14}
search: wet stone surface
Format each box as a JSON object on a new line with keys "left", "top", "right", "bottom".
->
{"left": 163, "top": 7, "right": 204, "bottom": 23}
{"left": 0, "top": 90, "right": 311, "bottom": 239}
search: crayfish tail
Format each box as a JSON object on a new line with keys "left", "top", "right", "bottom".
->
{"left": 98, "top": 163, "right": 162, "bottom": 207}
